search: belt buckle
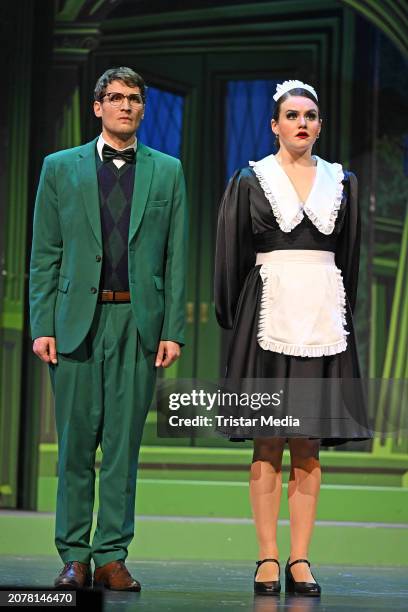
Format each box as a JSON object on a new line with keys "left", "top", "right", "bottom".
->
{"left": 99, "top": 289, "right": 130, "bottom": 302}
{"left": 100, "top": 289, "right": 113, "bottom": 302}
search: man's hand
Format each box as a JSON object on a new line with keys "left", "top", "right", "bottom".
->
{"left": 33, "top": 336, "right": 58, "bottom": 364}
{"left": 155, "top": 340, "right": 181, "bottom": 368}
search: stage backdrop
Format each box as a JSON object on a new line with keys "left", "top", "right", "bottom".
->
{"left": 0, "top": 0, "right": 407, "bottom": 512}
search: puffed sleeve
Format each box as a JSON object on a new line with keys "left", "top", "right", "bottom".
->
{"left": 335, "top": 171, "right": 361, "bottom": 314}
{"left": 214, "top": 169, "right": 255, "bottom": 329}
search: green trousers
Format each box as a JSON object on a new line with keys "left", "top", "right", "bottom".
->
{"left": 49, "top": 302, "right": 157, "bottom": 568}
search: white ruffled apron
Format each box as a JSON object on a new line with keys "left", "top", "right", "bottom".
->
{"left": 256, "top": 250, "right": 349, "bottom": 357}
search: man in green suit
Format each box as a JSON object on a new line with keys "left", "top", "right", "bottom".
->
{"left": 29, "top": 67, "right": 188, "bottom": 590}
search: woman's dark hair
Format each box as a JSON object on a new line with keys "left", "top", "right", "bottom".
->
{"left": 94, "top": 67, "right": 147, "bottom": 103}
{"left": 272, "top": 88, "right": 321, "bottom": 148}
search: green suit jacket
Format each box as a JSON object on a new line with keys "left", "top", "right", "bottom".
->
{"left": 29, "top": 137, "right": 188, "bottom": 353}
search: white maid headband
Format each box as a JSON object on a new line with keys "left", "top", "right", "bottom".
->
{"left": 273, "top": 80, "right": 318, "bottom": 102}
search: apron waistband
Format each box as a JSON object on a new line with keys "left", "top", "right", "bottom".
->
{"left": 256, "top": 249, "right": 335, "bottom": 265}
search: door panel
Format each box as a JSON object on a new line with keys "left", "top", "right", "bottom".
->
{"left": 198, "top": 51, "right": 317, "bottom": 379}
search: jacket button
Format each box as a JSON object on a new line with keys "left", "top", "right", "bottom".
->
{"left": 96, "top": 255, "right": 102, "bottom": 262}
{"left": 91, "top": 287, "right": 97, "bottom": 294}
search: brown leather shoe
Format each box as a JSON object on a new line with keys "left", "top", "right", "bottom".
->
{"left": 54, "top": 561, "right": 92, "bottom": 589}
{"left": 93, "top": 560, "right": 141, "bottom": 591}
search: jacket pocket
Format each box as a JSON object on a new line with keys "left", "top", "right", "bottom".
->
{"left": 57, "top": 275, "right": 70, "bottom": 293}
{"left": 146, "top": 199, "right": 168, "bottom": 207}
{"left": 153, "top": 275, "right": 164, "bottom": 291}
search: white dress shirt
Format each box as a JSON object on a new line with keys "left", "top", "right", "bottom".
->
{"left": 97, "top": 133, "right": 137, "bottom": 169}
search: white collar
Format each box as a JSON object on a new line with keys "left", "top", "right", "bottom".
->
{"left": 249, "top": 154, "right": 344, "bottom": 235}
{"left": 96, "top": 133, "right": 137, "bottom": 161}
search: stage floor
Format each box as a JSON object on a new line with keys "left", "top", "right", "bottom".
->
{"left": 0, "top": 556, "right": 407, "bottom": 611}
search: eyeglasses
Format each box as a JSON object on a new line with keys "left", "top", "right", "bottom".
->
{"left": 101, "top": 92, "right": 144, "bottom": 108}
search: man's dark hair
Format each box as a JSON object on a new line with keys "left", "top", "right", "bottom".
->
{"left": 94, "top": 67, "right": 147, "bottom": 103}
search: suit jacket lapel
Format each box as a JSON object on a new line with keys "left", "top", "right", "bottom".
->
{"left": 129, "top": 142, "right": 153, "bottom": 244}
{"left": 77, "top": 137, "right": 102, "bottom": 248}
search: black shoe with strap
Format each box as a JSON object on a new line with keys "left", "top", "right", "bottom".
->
{"left": 285, "top": 558, "right": 321, "bottom": 596}
{"left": 254, "top": 558, "right": 281, "bottom": 596}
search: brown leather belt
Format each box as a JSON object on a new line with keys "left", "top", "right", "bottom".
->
{"left": 98, "top": 290, "right": 131, "bottom": 303}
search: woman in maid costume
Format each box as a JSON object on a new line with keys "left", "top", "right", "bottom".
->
{"left": 214, "top": 80, "right": 372, "bottom": 596}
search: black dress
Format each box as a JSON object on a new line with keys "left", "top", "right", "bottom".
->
{"left": 214, "top": 166, "right": 373, "bottom": 447}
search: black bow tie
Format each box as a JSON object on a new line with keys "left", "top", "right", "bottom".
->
{"left": 102, "top": 143, "right": 135, "bottom": 164}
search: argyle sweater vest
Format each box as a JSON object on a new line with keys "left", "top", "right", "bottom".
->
{"left": 96, "top": 155, "right": 136, "bottom": 291}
